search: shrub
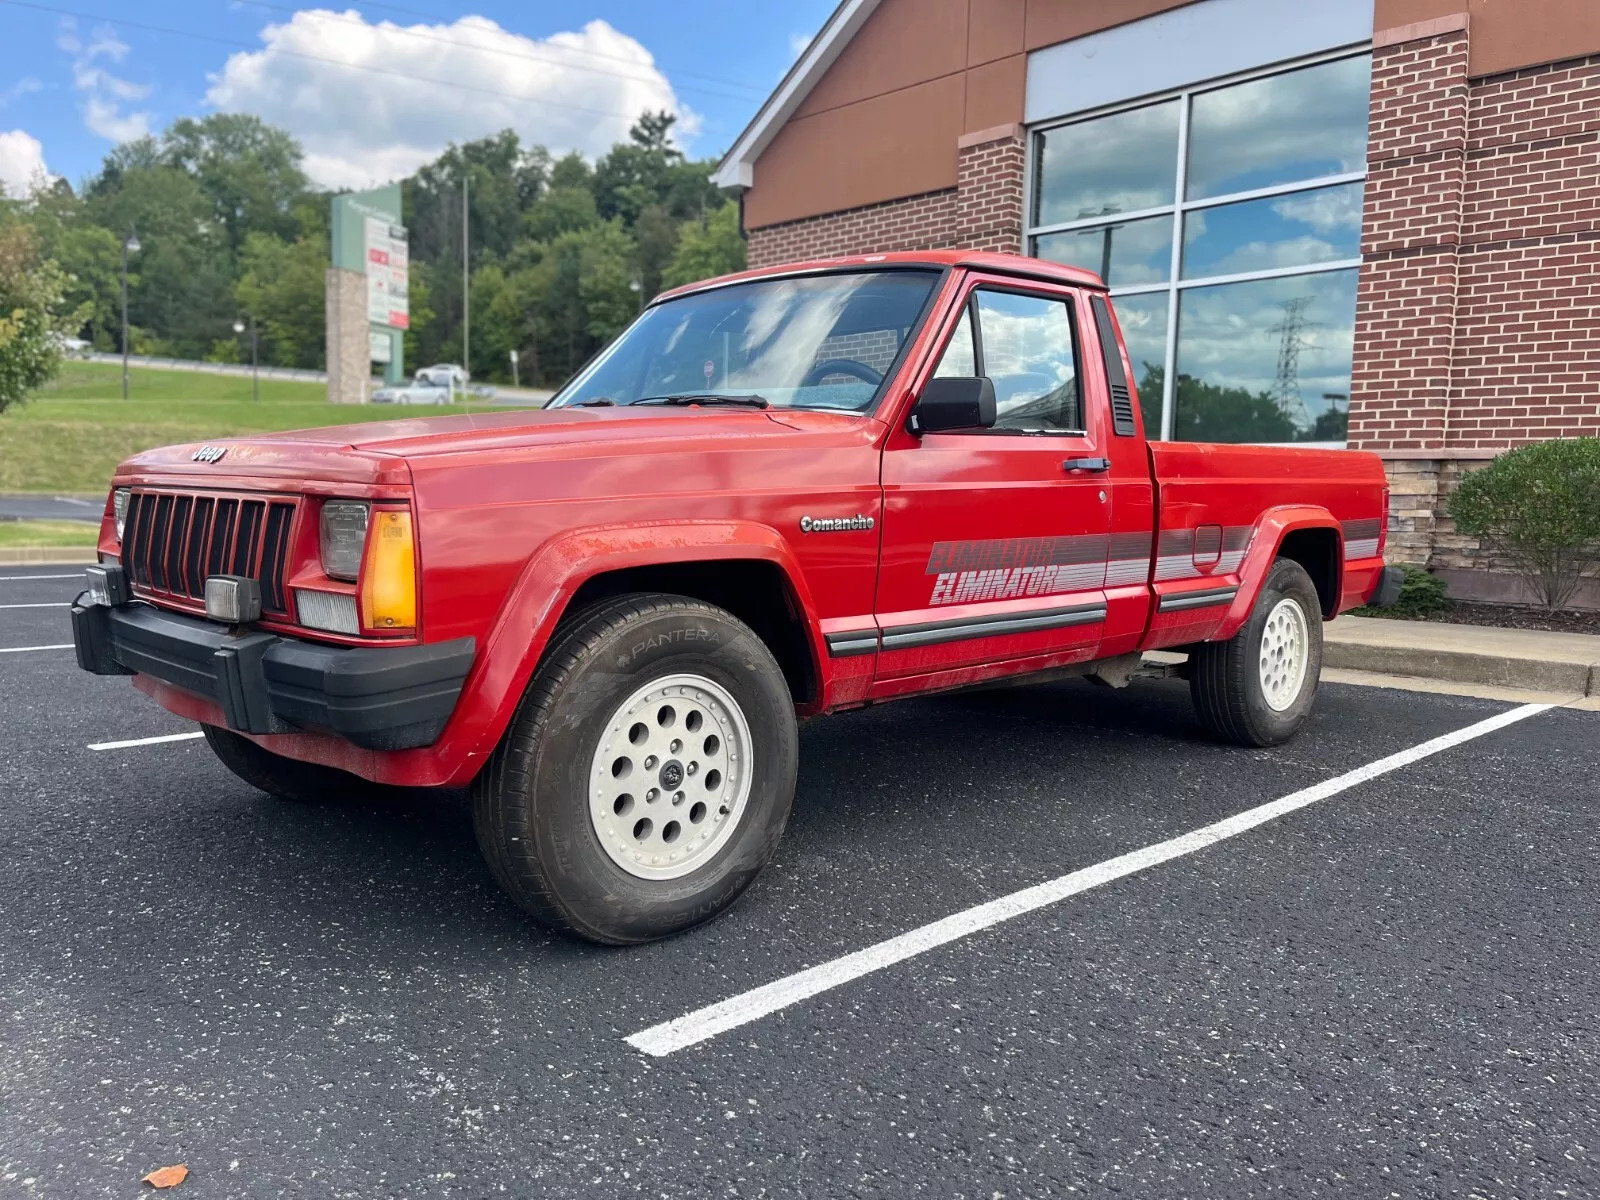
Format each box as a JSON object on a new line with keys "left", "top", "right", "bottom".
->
{"left": 1448, "top": 437, "right": 1600, "bottom": 610}
{"left": 1351, "top": 563, "right": 1451, "bottom": 619}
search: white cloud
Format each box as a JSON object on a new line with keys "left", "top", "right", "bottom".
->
{"left": 1271, "top": 187, "right": 1364, "bottom": 235}
{"left": 205, "top": 10, "right": 698, "bottom": 190}
{"left": 0, "top": 78, "right": 42, "bottom": 108}
{"left": 789, "top": 32, "right": 814, "bottom": 60}
{"left": 60, "top": 18, "right": 153, "bottom": 143}
{"left": 0, "top": 129, "right": 50, "bottom": 198}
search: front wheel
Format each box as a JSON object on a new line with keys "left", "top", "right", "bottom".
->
{"left": 472, "top": 594, "right": 799, "bottom": 945}
{"left": 1189, "top": 558, "right": 1323, "bottom": 747}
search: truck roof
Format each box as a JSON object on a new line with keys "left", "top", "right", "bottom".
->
{"left": 654, "top": 250, "right": 1108, "bottom": 304}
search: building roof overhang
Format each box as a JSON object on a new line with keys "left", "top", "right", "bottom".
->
{"left": 711, "top": 0, "right": 883, "bottom": 191}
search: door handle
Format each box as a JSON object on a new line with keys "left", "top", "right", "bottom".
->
{"left": 1062, "top": 457, "right": 1111, "bottom": 473}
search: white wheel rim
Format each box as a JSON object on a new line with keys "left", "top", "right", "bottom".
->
{"left": 588, "top": 673, "right": 753, "bottom": 881}
{"left": 1258, "top": 597, "right": 1310, "bottom": 712}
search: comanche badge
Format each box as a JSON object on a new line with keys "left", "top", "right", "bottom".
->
{"left": 192, "top": 445, "right": 228, "bottom": 464}
{"left": 799, "top": 514, "right": 874, "bottom": 533}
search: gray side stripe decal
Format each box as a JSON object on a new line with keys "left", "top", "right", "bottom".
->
{"left": 881, "top": 603, "right": 1107, "bottom": 651}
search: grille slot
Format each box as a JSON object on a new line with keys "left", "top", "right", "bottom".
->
{"left": 122, "top": 490, "right": 298, "bottom": 617}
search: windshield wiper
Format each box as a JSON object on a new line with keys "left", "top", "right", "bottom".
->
{"left": 628, "top": 393, "right": 769, "bottom": 409}
{"left": 570, "top": 397, "right": 615, "bottom": 407}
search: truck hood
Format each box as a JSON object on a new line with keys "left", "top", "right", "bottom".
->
{"left": 118, "top": 406, "right": 864, "bottom": 486}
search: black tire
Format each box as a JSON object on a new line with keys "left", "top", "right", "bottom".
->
{"left": 203, "top": 724, "right": 376, "bottom": 803}
{"left": 1190, "top": 558, "right": 1324, "bottom": 747}
{"left": 472, "top": 593, "right": 799, "bottom": 945}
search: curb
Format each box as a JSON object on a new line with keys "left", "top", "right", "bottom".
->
{"left": 1324, "top": 635, "right": 1600, "bottom": 697}
{"left": 0, "top": 548, "right": 97, "bottom": 567}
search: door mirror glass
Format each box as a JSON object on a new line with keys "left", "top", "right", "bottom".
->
{"left": 911, "top": 376, "right": 997, "bottom": 434}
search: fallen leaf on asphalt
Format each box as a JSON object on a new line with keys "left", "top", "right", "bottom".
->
{"left": 142, "top": 1164, "right": 189, "bottom": 1189}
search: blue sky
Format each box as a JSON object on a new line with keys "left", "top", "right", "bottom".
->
{"left": 0, "top": 0, "right": 837, "bottom": 194}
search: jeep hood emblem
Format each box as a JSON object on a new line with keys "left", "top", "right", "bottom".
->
{"left": 192, "top": 445, "right": 228, "bottom": 463}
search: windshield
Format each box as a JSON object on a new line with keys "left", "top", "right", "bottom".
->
{"left": 548, "top": 269, "right": 940, "bottom": 412}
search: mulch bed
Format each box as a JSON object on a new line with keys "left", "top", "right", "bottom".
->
{"left": 1364, "top": 599, "right": 1600, "bottom": 635}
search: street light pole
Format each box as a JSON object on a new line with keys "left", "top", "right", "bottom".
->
{"left": 120, "top": 232, "right": 139, "bottom": 400}
{"left": 233, "top": 315, "right": 259, "bottom": 402}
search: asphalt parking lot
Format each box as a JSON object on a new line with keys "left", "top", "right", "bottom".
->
{"left": 2, "top": 563, "right": 1596, "bottom": 1199}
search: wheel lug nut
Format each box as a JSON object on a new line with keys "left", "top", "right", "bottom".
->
{"left": 673, "top": 791, "right": 685, "bottom": 805}
{"left": 670, "top": 739, "right": 682, "bottom": 754}
{"left": 686, "top": 761, "right": 698, "bottom": 775}
{"left": 644, "top": 755, "right": 658, "bottom": 769}
{"left": 647, "top": 788, "right": 659, "bottom": 802}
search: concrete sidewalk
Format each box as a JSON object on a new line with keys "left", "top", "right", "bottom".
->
{"left": 1326, "top": 615, "right": 1600, "bottom": 696}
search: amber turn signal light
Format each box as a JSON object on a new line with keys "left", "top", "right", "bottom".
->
{"left": 359, "top": 509, "right": 416, "bottom": 632}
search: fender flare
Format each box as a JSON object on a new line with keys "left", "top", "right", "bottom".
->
{"left": 1215, "top": 506, "right": 1343, "bottom": 640}
{"left": 447, "top": 519, "right": 827, "bottom": 767}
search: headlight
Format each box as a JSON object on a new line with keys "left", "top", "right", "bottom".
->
{"left": 319, "top": 501, "right": 369, "bottom": 580}
{"left": 112, "top": 488, "right": 130, "bottom": 541}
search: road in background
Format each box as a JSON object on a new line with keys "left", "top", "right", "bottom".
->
{"left": 1, "top": 564, "right": 1595, "bottom": 1198}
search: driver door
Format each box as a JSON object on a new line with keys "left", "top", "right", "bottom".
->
{"left": 871, "top": 276, "right": 1112, "bottom": 697}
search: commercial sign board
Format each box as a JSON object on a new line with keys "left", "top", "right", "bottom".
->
{"left": 364, "top": 216, "right": 409, "bottom": 330}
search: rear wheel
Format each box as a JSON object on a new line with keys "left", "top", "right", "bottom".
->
{"left": 472, "top": 593, "right": 798, "bottom": 945}
{"left": 1190, "top": 558, "right": 1323, "bottom": 747}
{"left": 203, "top": 724, "right": 375, "bottom": 803}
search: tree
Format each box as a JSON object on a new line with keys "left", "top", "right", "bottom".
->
{"left": 160, "top": 114, "right": 309, "bottom": 254}
{"left": 1140, "top": 365, "right": 1299, "bottom": 443}
{"left": 663, "top": 201, "right": 746, "bottom": 288}
{"left": 0, "top": 223, "right": 76, "bottom": 413}
{"left": 234, "top": 228, "right": 328, "bottom": 368}
{"left": 592, "top": 110, "right": 682, "bottom": 225}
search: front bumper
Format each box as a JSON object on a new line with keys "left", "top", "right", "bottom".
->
{"left": 72, "top": 598, "right": 475, "bottom": 751}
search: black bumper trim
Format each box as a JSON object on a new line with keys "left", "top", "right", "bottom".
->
{"left": 824, "top": 629, "right": 879, "bottom": 658}
{"left": 1157, "top": 586, "right": 1239, "bottom": 614}
{"left": 72, "top": 600, "right": 475, "bottom": 751}
{"left": 880, "top": 603, "right": 1106, "bottom": 652}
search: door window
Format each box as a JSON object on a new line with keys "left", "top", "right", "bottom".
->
{"left": 973, "top": 291, "right": 1082, "bottom": 433}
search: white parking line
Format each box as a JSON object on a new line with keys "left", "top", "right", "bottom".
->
{"left": 0, "top": 574, "right": 84, "bottom": 581}
{"left": 627, "top": 701, "right": 1556, "bottom": 1057}
{"left": 0, "top": 643, "right": 73, "bottom": 654}
{"left": 0, "top": 602, "right": 69, "bottom": 609}
{"left": 87, "top": 731, "right": 204, "bottom": 751}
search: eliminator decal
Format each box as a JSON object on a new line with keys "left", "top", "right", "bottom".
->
{"left": 924, "top": 533, "right": 1152, "bottom": 607}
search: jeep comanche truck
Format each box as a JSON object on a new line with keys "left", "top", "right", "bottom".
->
{"left": 72, "top": 250, "right": 1402, "bottom": 944}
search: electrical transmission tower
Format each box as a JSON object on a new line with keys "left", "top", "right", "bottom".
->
{"left": 1266, "top": 297, "right": 1316, "bottom": 428}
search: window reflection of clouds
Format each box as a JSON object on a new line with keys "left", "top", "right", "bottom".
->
{"left": 1183, "top": 183, "right": 1362, "bottom": 278}
{"left": 1035, "top": 214, "right": 1173, "bottom": 287}
{"left": 1034, "top": 100, "right": 1180, "bottom": 225}
{"left": 975, "top": 292, "right": 1079, "bottom": 429}
{"left": 1106, "top": 291, "right": 1169, "bottom": 433}
{"left": 1175, "top": 270, "right": 1357, "bottom": 437}
{"left": 1186, "top": 56, "right": 1370, "bottom": 199}
{"left": 732, "top": 278, "right": 861, "bottom": 390}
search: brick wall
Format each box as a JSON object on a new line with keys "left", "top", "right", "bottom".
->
{"left": 1354, "top": 27, "right": 1600, "bottom": 455}
{"left": 746, "top": 125, "right": 1026, "bottom": 268}
{"left": 1355, "top": 18, "right": 1600, "bottom": 604}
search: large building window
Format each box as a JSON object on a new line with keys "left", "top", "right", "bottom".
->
{"left": 1028, "top": 52, "right": 1370, "bottom": 444}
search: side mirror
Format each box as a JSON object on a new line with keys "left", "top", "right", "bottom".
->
{"left": 910, "top": 376, "right": 997, "bottom": 434}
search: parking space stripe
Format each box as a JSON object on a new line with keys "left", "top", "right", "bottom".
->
{"left": 0, "top": 643, "right": 73, "bottom": 654}
{"left": 87, "top": 731, "right": 204, "bottom": 751}
{"left": 0, "top": 574, "right": 84, "bottom": 581}
{"left": 0, "top": 602, "right": 69, "bottom": 609}
{"left": 626, "top": 702, "right": 1556, "bottom": 1057}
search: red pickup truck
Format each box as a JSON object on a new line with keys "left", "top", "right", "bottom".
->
{"left": 73, "top": 250, "right": 1400, "bottom": 943}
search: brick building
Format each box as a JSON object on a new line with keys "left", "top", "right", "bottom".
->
{"left": 714, "top": 0, "right": 1600, "bottom": 606}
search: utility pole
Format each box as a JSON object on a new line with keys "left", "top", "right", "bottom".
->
{"left": 462, "top": 171, "right": 470, "bottom": 380}
{"left": 1267, "top": 297, "right": 1316, "bottom": 428}
{"left": 120, "top": 231, "right": 140, "bottom": 400}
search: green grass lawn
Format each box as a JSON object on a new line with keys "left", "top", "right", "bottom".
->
{"left": 0, "top": 519, "right": 101, "bottom": 548}
{"left": 1, "top": 360, "right": 511, "bottom": 493}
